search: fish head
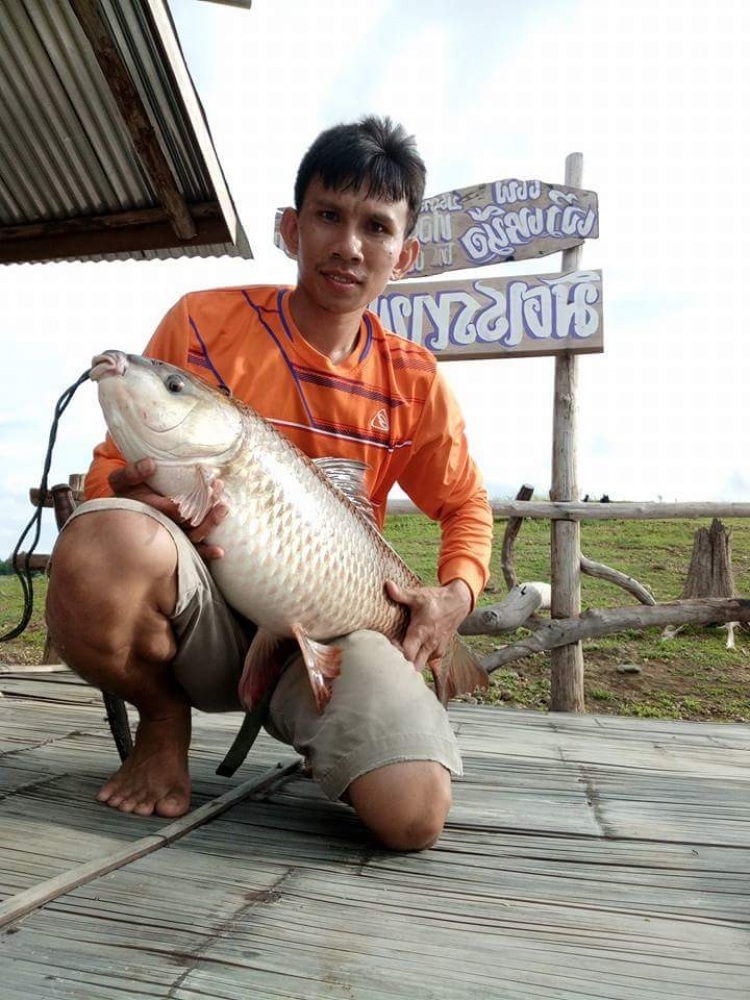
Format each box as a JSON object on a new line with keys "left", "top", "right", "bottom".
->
{"left": 90, "top": 351, "right": 243, "bottom": 465}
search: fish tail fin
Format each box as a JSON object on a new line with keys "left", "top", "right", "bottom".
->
{"left": 292, "top": 623, "right": 343, "bottom": 713}
{"left": 432, "top": 637, "right": 489, "bottom": 707}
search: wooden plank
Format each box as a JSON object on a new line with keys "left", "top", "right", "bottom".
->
{"left": 0, "top": 759, "right": 300, "bottom": 927}
{"left": 0, "top": 663, "right": 67, "bottom": 674}
{"left": 174, "top": 867, "right": 748, "bottom": 999}
{"left": 0, "top": 680, "right": 302, "bottom": 901}
{"left": 2, "top": 675, "right": 749, "bottom": 999}
{"left": 0, "top": 674, "right": 104, "bottom": 705}
{"left": 0, "top": 210, "right": 230, "bottom": 265}
{"left": 1, "top": 204, "right": 220, "bottom": 245}
{"left": 370, "top": 269, "right": 603, "bottom": 360}
{"left": 6, "top": 823, "right": 745, "bottom": 1000}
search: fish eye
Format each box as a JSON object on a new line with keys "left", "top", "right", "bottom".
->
{"left": 166, "top": 374, "right": 185, "bottom": 393}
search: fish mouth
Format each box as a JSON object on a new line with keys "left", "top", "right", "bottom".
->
{"left": 91, "top": 350, "right": 192, "bottom": 435}
{"left": 90, "top": 351, "right": 128, "bottom": 382}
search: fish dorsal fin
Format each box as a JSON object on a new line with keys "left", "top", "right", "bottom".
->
{"left": 313, "top": 458, "right": 377, "bottom": 526}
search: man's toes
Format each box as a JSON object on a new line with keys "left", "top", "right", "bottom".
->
{"left": 113, "top": 795, "right": 136, "bottom": 813}
{"left": 155, "top": 790, "right": 190, "bottom": 818}
{"left": 97, "top": 789, "right": 120, "bottom": 808}
{"left": 97, "top": 784, "right": 135, "bottom": 812}
{"left": 111, "top": 789, "right": 133, "bottom": 810}
{"left": 96, "top": 783, "right": 115, "bottom": 804}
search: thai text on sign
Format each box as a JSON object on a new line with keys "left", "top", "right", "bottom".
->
{"left": 410, "top": 179, "right": 599, "bottom": 277}
{"left": 371, "top": 270, "right": 603, "bottom": 361}
{"left": 273, "top": 177, "right": 599, "bottom": 279}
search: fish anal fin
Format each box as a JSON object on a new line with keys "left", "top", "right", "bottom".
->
{"left": 291, "top": 622, "right": 342, "bottom": 713}
{"left": 431, "top": 637, "right": 489, "bottom": 707}
{"left": 238, "top": 629, "right": 296, "bottom": 711}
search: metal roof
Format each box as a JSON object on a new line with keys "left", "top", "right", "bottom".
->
{"left": 0, "top": 0, "right": 253, "bottom": 264}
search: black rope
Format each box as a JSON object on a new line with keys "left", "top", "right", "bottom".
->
{"left": 1, "top": 370, "right": 91, "bottom": 642}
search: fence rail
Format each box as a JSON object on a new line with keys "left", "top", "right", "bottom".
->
{"left": 387, "top": 499, "right": 750, "bottom": 521}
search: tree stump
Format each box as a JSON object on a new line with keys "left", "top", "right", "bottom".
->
{"left": 681, "top": 518, "right": 737, "bottom": 599}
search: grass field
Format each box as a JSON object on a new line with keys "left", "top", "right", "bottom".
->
{"left": 2, "top": 515, "right": 749, "bottom": 723}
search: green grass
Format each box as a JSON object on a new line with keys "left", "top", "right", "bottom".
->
{"left": 384, "top": 514, "right": 750, "bottom": 724}
{"left": 2, "top": 515, "right": 750, "bottom": 722}
{"left": 0, "top": 573, "right": 49, "bottom": 664}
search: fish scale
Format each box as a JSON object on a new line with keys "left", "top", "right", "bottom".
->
{"left": 206, "top": 419, "right": 413, "bottom": 642}
{"left": 90, "top": 350, "right": 488, "bottom": 712}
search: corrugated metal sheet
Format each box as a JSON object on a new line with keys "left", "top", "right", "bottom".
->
{"left": 0, "top": 0, "right": 252, "bottom": 263}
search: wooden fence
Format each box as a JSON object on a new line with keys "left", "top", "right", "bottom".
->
{"left": 387, "top": 494, "right": 750, "bottom": 712}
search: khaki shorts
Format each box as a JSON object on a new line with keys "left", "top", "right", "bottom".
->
{"left": 63, "top": 498, "right": 463, "bottom": 799}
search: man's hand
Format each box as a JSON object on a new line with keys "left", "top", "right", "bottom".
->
{"left": 108, "top": 458, "right": 228, "bottom": 560}
{"left": 385, "top": 578, "right": 472, "bottom": 672}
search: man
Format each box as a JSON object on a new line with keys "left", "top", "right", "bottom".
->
{"left": 46, "top": 116, "right": 493, "bottom": 851}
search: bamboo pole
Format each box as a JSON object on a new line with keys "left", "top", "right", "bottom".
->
{"left": 549, "top": 152, "right": 585, "bottom": 712}
{"left": 0, "top": 759, "right": 301, "bottom": 930}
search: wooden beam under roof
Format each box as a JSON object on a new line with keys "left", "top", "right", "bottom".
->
{"left": 68, "top": 0, "right": 197, "bottom": 242}
{"left": 0, "top": 203, "right": 229, "bottom": 264}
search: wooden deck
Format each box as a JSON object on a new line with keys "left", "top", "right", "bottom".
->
{"left": 1, "top": 666, "right": 748, "bottom": 999}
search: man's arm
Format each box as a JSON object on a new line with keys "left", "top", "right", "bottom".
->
{"left": 388, "top": 368, "right": 493, "bottom": 668}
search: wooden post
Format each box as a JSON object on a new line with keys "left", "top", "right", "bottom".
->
{"left": 680, "top": 519, "right": 737, "bottom": 599}
{"left": 500, "top": 483, "right": 535, "bottom": 590}
{"left": 549, "top": 153, "right": 585, "bottom": 712}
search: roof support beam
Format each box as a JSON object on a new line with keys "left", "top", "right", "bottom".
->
{"left": 69, "top": 0, "right": 198, "bottom": 241}
{"left": 0, "top": 203, "right": 227, "bottom": 264}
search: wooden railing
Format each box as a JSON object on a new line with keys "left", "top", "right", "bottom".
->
{"left": 388, "top": 489, "right": 750, "bottom": 712}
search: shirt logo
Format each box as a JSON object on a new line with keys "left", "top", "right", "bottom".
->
{"left": 370, "top": 408, "right": 390, "bottom": 432}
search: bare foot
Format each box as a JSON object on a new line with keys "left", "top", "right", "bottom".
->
{"left": 96, "top": 707, "right": 192, "bottom": 818}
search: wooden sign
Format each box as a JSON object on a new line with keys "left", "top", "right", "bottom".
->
{"left": 370, "top": 269, "right": 603, "bottom": 360}
{"left": 274, "top": 177, "right": 598, "bottom": 278}
{"left": 407, "top": 179, "right": 598, "bottom": 277}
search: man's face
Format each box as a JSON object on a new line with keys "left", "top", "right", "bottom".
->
{"left": 280, "top": 176, "right": 419, "bottom": 316}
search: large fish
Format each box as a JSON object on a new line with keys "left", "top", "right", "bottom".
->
{"left": 90, "top": 351, "right": 489, "bottom": 711}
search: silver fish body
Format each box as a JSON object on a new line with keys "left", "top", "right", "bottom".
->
{"left": 90, "top": 351, "right": 487, "bottom": 710}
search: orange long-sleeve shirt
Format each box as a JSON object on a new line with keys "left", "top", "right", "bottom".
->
{"left": 87, "top": 285, "right": 493, "bottom": 604}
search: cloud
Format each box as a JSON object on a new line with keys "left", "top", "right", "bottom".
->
{"left": 3, "top": 0, "right": 749, "bottom": 557}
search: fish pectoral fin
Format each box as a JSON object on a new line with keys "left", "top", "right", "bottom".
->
{"left": 431, "top": 637, "right": 489, "bottom": 707}
{"left": 171, "top": 465, "right": 219, "bottom": 526}
{"left": 291, "top": 623, "right": 342, "bottom": 714}
{"left": 238, "top": 629, "right": 296, "bottom": 712}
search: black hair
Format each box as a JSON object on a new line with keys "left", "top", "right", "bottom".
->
{"left": 294, "top": 115, "right": 426, "bottom": 236}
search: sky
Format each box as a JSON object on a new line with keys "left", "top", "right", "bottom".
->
{"left": 1, "top": 0, "right": 749, "bottom": 558}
